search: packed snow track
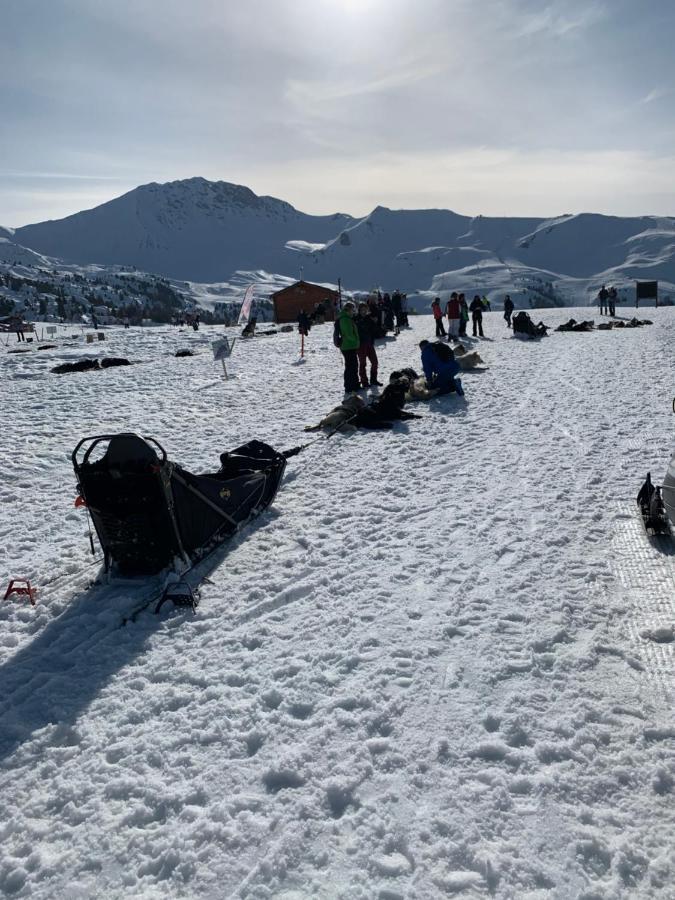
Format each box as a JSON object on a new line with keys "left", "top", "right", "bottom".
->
{"left": 1, "top": 309, "right": 674, "bottom": 898}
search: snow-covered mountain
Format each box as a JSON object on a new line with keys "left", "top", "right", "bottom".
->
{"left": 7, "top": 177, "right": 675, "bottom": 306}
{"left": 12, "top": 178, "right": 353, "bottom": 284}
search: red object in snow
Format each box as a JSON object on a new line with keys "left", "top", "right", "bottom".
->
{"left": 74, "top": 495, "right": 87, "bottom": 508}
{"left": 4, "top": 579, "right": 37, "bottom": 606}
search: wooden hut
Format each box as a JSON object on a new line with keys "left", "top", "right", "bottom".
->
{"left": 271, "top": 281, "right": 339, "bottom": 324}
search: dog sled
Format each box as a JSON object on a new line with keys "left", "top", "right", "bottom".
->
{"left": 637, "top": 471, "right": 671, "bottom": 535}
{"left": 512, "top": 311, "right": 548, "bottom": 339}
{"left": 73, "top": 433, "right": 287, "bottom": 576}
{"left": 663, "top": 453, "right": 675, "bottom": 527}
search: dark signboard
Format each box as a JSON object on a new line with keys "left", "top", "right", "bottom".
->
{"left": 636, "top": 281, "right": 658, "bottom": 300}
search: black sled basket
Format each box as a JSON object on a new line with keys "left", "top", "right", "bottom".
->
{"left": 73, "top": 434, "right": 286, "bottom": 576}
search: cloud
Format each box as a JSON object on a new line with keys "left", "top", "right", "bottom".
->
{"left": 2, "top": 0, "right": 675, "bottom": 225}
{"left": 510, "top": 1, "right": 607, "bottom": 38}
{"left": 286, "top": 57, "right": 449, "bottom": 109}
{"left": 0, "top": 172, "right": 123, "bottom": 181}
{"left": 640, "top": 87, "right": 670, "bottom": 104}
{"left": 236, "top": 147, "right": 675, "bottom": 218}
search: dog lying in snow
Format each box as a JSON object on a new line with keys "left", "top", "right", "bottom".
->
{"left": 305, "top": 381, "right": 421, "bottom": 432}
{"left": 304, "top": 395, "right": 364, "bottom": 432}
{"left": 389, "top": 369, "right": 436, "bottom": 401}
{"left": 452, "top": 343, "right": 486, "bottom": 370}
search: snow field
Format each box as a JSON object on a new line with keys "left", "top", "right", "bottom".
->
{"left": 0, "top": 309, "right": 674, "bottom": 898}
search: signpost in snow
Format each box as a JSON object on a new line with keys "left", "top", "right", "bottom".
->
{"left": 212, "top": 336, "right": 235, "bottom": 378}
{"left": 635, "top": 280, "right": 658, "bottom": 308}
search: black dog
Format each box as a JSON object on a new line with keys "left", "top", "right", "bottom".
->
{"left": 354, "top": 379, "right": 422, "bottom": 429}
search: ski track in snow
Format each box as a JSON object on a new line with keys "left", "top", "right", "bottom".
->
{"left": 0, "top": 311, "right": 674, "bottom": 898}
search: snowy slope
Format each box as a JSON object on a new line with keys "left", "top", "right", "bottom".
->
{"left": 1, "top": 309, "right": 674, "bottom": 897}
{"left": 11, "top": 179, "right": 675, "bottom": 304}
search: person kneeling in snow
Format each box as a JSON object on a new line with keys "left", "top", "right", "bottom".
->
{"left": 419, "top": 340, "right": 464, "bottom": 396}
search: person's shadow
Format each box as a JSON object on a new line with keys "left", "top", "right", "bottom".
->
{"left": 0, "top": 582, "right": 162, "bottom": 763}
{"left": 0, "top": 506, "right": 279, "bottom": 763}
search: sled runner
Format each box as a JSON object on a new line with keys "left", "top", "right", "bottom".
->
{"left": 637, "top": 472, "right": 669, "bottom": 535}
{"left": 663, "top": 453, "right": 675, "bottom": 528}
{"left": 72, "top": 433, "right": 287, "bottom": 576}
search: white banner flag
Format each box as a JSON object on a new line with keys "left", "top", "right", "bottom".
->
{"left": 238, "top": 285, "right": 255, "bottom": 325}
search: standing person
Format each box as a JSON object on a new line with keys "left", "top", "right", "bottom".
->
{"left": 382, "top": 293, "right": 394, "bottom": 332}
{"left": 459, "top": 295, "right": 469, "bottom": 337}
{"left": 297, "top": 309, "right": 311, "bottom": 336}
{"left": 334, "top": 301, "right": 360, "bottom": 394}
{"left": 400, "top": 294, "right": 409, "bottom": 327}
{"left": 445, "top": 292, "right": 461, "bottom": 341}
{"left": 481, "top": 295, "right": 491, "bottom": 312}
{"left": 391, "top": 290, "right": 403, "bottom": 331}
{"left": 356, "top": 303, "right": 381, "bottom": 388}
{"left": 470, "top": 294, "right": 485, "bottom": 337}
{"left": 123, "top": 316, "right": 130, "bottom": 329}
{"left": 503, "top": 295, "right": 514, "bottom": 328}
{"left": 13, "top": 315, "right": 25, "bottom": 342}
{"left": 598, "top": 284, "right": 608, "bottom": 315}
{"left": 608, "top": 286, "right": 617, "bottom": 316}
{"left": 431, "top": 297, "right": 446, "bottom": 337}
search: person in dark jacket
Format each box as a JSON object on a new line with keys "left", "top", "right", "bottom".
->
{"left": 391, "top": 290, "right": 403, "bottom": 331}
{"left": 355, "top": 302, "right": 381, "bottom": 387}
{"left": 419, "top": 340, "right": 463, "bottom": 395}
{"left": 382, "top": 294, "right": 394, "bottom": 332}
{"left": 503, "top": 295, "right": 514, "bottom": 328}
{"left": 431, "top": 297, "right": 446, "bottom": 337}
{"left": 598, "top": 285, "right": 609, "bottom": 315}
{"left": 297, "top": 310, "right": 311, "bottom": 336}
{"left": 607, "top": 286, "right": 617, "bottom": 316}
{"left": 470, "top": 295, "right": 484, "bottom": 337}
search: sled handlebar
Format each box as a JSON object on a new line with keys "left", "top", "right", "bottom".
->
{"left": 72, "top": 434, "right": 168, "bottom": 470}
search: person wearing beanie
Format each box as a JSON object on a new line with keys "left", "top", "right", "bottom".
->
{"left": 334, "top": 301, "right": 361, "bottom": 393}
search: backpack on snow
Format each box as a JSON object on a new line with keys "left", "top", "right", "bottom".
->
{"left": 333, "top": 319, "right": 342, "bottom": 348}
{"left": 431, "top": 341, "right": 454, "bottom": 363}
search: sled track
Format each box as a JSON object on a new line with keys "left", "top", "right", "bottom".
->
{"left": 610, "top": 501, "right": 675, "bottom": 699}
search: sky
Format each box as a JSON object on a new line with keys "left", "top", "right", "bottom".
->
{"left": 2, "top": 0, "right": 675, "bottom": 225}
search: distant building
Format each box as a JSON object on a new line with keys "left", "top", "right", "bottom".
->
{"left": 271, "top": 281, "right": 339, "bottom": 324}
{"left": 91, "top": 304, "right": 115, "bottom": 325}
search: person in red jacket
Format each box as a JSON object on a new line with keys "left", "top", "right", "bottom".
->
{"left": 431, "top": 297, "right": 446, "bottom": 337}
{"left": 445, "top": 292, "right": 461, "bottom": 340}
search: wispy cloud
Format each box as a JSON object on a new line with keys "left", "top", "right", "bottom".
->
{"left": 0, "top": 172, "right": 124, "bottom": 181}
{"left": 286, "top": 55, "right": 449, "bottom": 111}
{"left": 640, "top": 87, "right": 670, "bottom": 105}
{"left": 512, "top": 2, "right": 607, "bottom": 38}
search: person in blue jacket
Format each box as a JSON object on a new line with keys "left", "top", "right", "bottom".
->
{"left": 419, "top": 340, "right": 464, "bottom": 395}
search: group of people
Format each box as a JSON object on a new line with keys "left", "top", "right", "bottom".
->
{"left": 333, "top": 301, "right": 384, "bottom": 392}
{"left": 431, "top": 293, "right": 492, "bottom": 339}
{"left": 363, "top": 290, "right": 410, "bottom": 334}
{"left": 334, "top": 299, "right": 470, "bottom": 398}
{"left": 2, "top": 315, "right": 28, "bottom": 341}
{"left": 173, "top": 312, "right": 201, "bottom": 330}
{"left": 597, "top": 285, "right": 619, "bottom": 316}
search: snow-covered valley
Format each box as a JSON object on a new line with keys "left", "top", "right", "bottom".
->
{"left": 1, "top": 309, "right": 673, "bottom": 897}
